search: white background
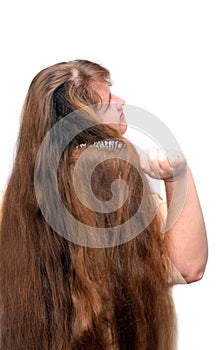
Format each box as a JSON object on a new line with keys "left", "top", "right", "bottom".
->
{"left": 0, "top": 1, "right": 223, "bottom": 348}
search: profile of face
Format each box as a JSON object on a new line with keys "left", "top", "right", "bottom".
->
{"left": 95, "top": 83, "right": 127, "bottom": 135}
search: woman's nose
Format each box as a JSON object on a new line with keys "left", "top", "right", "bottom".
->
{"left": 111, "top": 94, "right": 125, "bottom": 106}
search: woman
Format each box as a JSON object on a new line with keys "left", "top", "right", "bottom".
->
{"left": 0, "top": 59, "right": 207, "bottom": 349}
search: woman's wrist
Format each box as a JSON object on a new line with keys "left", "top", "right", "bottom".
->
{"left": 163, "top": 166, "right": 188, "bottom": 184}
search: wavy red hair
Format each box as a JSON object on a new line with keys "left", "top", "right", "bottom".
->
{"left": 0, "top": 60, "right": 176, "bottom": 349}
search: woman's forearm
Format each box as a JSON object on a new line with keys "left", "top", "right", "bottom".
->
{"left": 163, "top": 166, "right": 208, "bottom": 283}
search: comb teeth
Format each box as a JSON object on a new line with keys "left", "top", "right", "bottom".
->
{"left": 92, "top": 139, "right": 126, "bottom": 151}
{"left": 75, "top": 139, "right": 126, "bottom": 151}
{"left": 75, "top": 143, "right": 87, "bottom": 149}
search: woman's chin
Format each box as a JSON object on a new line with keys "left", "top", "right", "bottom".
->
{"left": 119, "top": 122, "right": 127, "bottom": 135}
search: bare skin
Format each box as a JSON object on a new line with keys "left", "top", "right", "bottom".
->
{"left": 95, "top": 83, "right": 127, "bottom": 135}
{"left": 142, "top": 148, "right": 208, "bottom": 283}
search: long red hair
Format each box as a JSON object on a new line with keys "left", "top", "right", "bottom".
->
{"left": 0, "top": 60, "right": 176, "bottom": 349}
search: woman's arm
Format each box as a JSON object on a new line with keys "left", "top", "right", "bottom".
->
{"left": 142, "top": 148, "right": 208, "bottom": 283}
{"left": 164, "top": 167, "right": 208, "bottom": 283}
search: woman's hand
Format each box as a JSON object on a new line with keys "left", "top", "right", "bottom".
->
{"left": 141, "top": 147, "right": 187, "bottom": 182}
{"left": 141, "top": 147, "right": 208, "bottom": 283}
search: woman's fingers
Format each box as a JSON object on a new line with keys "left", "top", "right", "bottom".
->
{"left": 141, "top": 148, "right": 187, "bottom": 181}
